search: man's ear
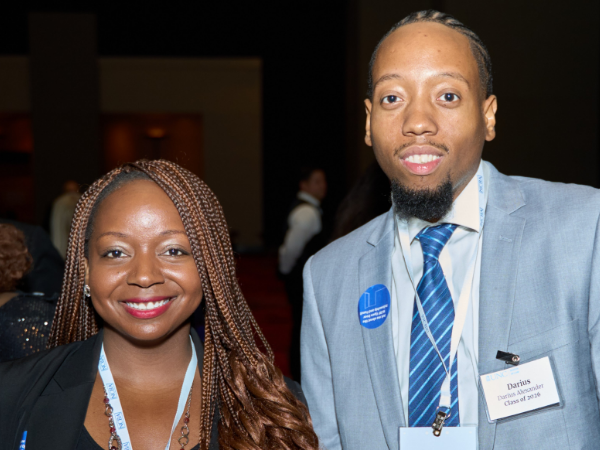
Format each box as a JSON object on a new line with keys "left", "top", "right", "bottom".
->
{"left": 364, "top": 99, "right": 373, "bottom": 147}
{"left": 483, "top": 95, "right": 498, "bottom": 142}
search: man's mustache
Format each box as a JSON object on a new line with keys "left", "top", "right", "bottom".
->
{"left": 393, "top": 140, "right": 450, "bottom": 157}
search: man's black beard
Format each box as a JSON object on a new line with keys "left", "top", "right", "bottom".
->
{"left": 391, "top": 176, "right": 454, "bottom": 223}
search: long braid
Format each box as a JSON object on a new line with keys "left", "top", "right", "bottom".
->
{"left": 48, "top": 160, "right": 319, "bottom": 450}
{"left": 367, "top": 10, "right": 493, "bottom": 100}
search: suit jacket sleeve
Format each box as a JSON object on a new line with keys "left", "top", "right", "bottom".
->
{"left": 301, "top": 256, "right": 342, "bottom": 450}
{"left": 588, "top": 209, "right": 600, "bottom": 407}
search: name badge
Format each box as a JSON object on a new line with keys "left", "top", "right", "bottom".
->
{"left": 480, "top": 356, "right": 560, "bottom": 422}
{"left": 400, "top": 426, "right": 477, "bottom": 449}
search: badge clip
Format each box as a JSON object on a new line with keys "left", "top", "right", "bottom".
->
{"left": 432, "top": 410, "right": 448, "bottom": 436}
{"left": 496, "top": 350, "right": 520, "bottom": 366}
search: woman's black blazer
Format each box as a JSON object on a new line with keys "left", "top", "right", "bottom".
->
{"left": 0, "top": 328, "right": 307, "bottom": 450}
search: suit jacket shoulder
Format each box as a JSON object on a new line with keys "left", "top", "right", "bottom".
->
{"left": 485, "top": 166, "right": 600, "bottom": 261}
{"left": 312, "top": 210, "right": 393, "bottom": 269}
{"left": 488, "top": 164, "right": 600, "bottom": 220}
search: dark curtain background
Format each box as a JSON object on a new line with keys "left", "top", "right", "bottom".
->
{"left": 1, "top": 1, "right": 597, "bottom": 246}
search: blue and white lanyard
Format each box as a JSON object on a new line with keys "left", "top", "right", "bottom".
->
{"left": 98, "top": 337, "right": 198, "bottom": 450}
{"left": 398, "top": 162, "right": 488, "bottom": 411}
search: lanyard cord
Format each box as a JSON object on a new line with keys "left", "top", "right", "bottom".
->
{"left": 98, "top": 336, "right": 198, "bottom": 450}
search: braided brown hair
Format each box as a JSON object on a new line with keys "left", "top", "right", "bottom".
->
{"left": 47, "top": 160, "right": 320, "bottom": 450}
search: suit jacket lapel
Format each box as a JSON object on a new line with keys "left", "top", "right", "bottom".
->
{"left": 25, "top": 331, "right": 102, "bottom": 450}
{"left": 359, "top": 210, "right": 404, "bottom": 450}
{"left": 477, "top": 166, "right": 526, "bottom": 450}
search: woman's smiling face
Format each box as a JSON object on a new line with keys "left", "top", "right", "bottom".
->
{"left": 85, "top": 179, "right": 203, "bottom": 343}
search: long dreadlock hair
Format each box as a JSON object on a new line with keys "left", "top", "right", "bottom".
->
{"left": 367, "top": 10, "right": 493, "bottom": 100}
{"left": 47, "top": 160, "right": 320, "bottom": 450}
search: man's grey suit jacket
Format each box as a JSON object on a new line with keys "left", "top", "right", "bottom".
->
{"left": 301, "top": 163, "right": 600, "bottom": 450}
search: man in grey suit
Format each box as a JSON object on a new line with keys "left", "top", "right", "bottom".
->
{"left": 301, "top": 10, "right": 600, "bottom": 450}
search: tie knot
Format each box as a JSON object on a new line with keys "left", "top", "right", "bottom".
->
{"left": 416, "top": 223, "right": 457, "bottom": 261}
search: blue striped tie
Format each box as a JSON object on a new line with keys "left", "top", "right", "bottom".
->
{"left": 408, "top": 223, "right": 460, "bottom": 427}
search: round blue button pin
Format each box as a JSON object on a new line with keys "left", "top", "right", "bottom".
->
{"left": 358, "top": 284, "right": 391, "bottom": 329}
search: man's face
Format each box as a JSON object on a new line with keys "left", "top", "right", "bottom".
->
{"left": 365, "top": 22, "right": 497, "bottom": 200}
{"left": 300, "top": 169, "right": 327, "bottom": 201}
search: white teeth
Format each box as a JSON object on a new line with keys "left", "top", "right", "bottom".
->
{"left": 126, "top": 298, "right": 171, "bottom": 311}
{"left": 406, "top": 154, "right": 440, "bottom": 164}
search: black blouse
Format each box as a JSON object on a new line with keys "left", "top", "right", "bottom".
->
{"left": 0, "top": 292, "right": 56, "bottom": 362}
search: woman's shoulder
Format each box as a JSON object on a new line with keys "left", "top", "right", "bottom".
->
{"left": 1, "top": 338, "right": 80, "bottom": 381}
{"left": 0, "top": 334, "right": 99, "bottom": 405}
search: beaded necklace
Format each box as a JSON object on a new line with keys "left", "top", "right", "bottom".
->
{"left": 103, "top": 384, "right": 193, "bottom": 450}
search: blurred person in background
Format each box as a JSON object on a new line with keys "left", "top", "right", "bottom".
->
{"left": 0, "top": 218, "right": 64, "bottom": 296}
{"left": 330, "top": 161, "right": 391, "bottom": 242}
{"left": 0, "top": 160, "right": 318, "bottom": 450}
{"left": 0, "top": 223, "right": 57, "bottom": 362}
{"left": 50, "top": 179, "right": 81, "bottom": 258}
{"left": 279, "top": 167, "right": 327, "bottom": 382}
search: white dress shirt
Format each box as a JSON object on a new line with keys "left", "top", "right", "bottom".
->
{"left": 278, "top": 191, "right": 322, "bottom": 274}
{"left": 391, "top": 161, "right": 489, "bottom": 426}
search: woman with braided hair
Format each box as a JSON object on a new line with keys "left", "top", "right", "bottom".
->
{"left": 0, "top": 160, "right": 320, "bottom": 450}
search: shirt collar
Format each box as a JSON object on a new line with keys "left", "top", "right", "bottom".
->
{"left": 405, "top": 161, "right": 482, "bottom": 242}
{"left": 297, "top": 191, "right": 321, "bottom": 207}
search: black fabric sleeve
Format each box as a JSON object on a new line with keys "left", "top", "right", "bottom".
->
{"left": 283, "top": 376, "right": 308, "bottom": 406}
